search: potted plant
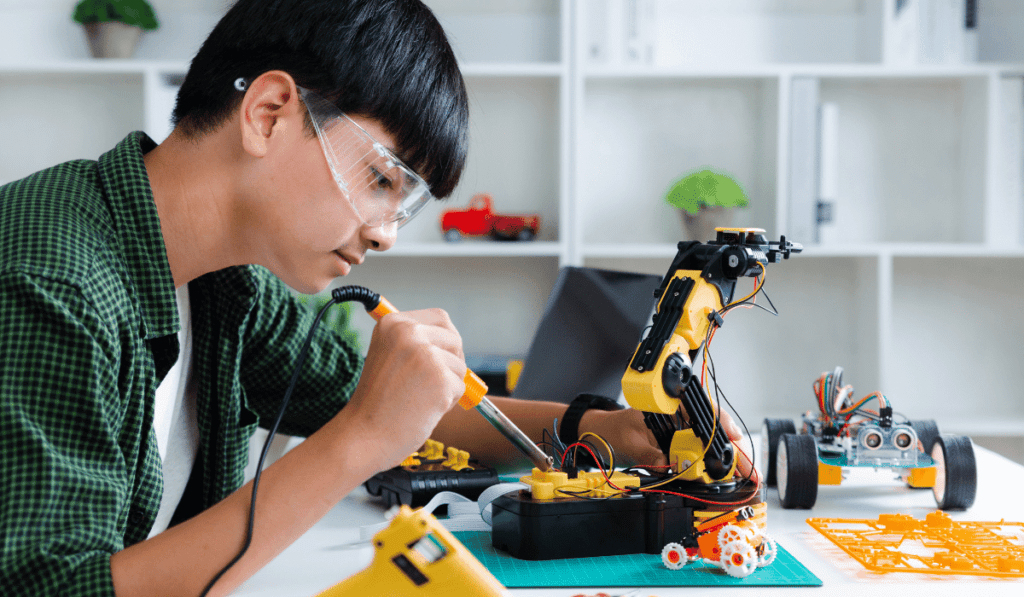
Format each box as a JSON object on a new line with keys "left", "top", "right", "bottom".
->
{"left": 73, "top": 0, "right": 159, "bottom": 59}
{"left": 664, "top": 168, "right": 749, "bottom": 242}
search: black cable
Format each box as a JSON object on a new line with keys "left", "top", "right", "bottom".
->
{"left": 703, "top": 309, "right": 760, "bottom": 491}
{"left": 199, "top": 295, "right": 341, "bottom": 597}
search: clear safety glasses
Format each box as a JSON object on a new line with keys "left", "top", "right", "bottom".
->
{"left": 299, "top": 87, "right": 432, "bottom": 229}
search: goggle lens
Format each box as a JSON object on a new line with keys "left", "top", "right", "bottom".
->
{"left": 301, "top": 88, "right": 432, "bottom": 228}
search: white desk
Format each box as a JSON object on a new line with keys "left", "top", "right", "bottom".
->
{"left": 233, "top": 440, "right": 1024, "bottom": 597}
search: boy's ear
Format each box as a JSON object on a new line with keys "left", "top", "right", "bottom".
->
{"left": 238, "top": 71, "right": 303, "bottom": 158}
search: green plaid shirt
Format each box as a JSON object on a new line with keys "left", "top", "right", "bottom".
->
{"left": 0, "top": 132, "right": 363, "bottom": 595}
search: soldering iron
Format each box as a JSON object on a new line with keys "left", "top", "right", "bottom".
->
{"left": 332, "top": 285, "right": 553, "bottom": 473}
{"left": 200, "top": 284, "right": 551, "bottom": 597}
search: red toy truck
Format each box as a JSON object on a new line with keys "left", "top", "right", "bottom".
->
{"left": 440, "top": 193, "right": 540, "bottom": 241}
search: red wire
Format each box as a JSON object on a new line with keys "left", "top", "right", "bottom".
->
{"left": 560, "top": 442, "right": 628, "bottom": 492}
{"left": 565, "top": 439, "right": 763, "bottom": 507}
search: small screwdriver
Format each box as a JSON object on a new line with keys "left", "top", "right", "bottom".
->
{"left": 333, "top": 286, "right": 554, "bottom": 472}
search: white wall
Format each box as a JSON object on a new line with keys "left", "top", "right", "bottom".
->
{"left": 0, "top": 0, "right": 225, "bottom": 61}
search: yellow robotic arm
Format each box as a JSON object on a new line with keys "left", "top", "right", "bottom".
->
{"left": 622, "top": 228, "right": 801, "bottom": 484}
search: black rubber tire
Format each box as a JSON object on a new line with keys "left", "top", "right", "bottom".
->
{"left": 761, "top": 418, "right": 796, "bottom": 487}
{"left": 931, "top": 434, "right": 977, "bottom": 510}
{"left": 909, "top": 419, "right": 940, "bottom": 454}
{"left": 443, "top": 229, "right": 462, "bottom": 242}
{"left": 517, "top": 229, "right": 536, "bottom": 241}
{"left": 777, "top": 433, "right": 818, "bottom": 509}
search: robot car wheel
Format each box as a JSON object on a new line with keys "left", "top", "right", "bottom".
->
{"left": 762, "top": 418, "right": 796, "bottom": 487}
{"left": 777, "top": 433, "right": 818, "bottom": 509}
{"left": 931, "top": 434, "right": 977, "bottom": 510}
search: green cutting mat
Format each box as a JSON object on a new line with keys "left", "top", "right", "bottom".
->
{"left": 452, "top": 531, "right": 821, "bottom": 588}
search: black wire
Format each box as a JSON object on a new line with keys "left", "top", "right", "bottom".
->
{"left": 199, "top": 297, "right": 339, "bottom": 597}
{"left": 556, "top": 488, "right": 611, "bottom": 501}
{"left": 719, "top": 270, "right": 778, "bottom": 319}
{"left": 704, "top": 311, "right": 759, "bottom": 490}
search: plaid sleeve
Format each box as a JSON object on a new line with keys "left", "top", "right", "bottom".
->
{"left": 238, "top": 269, "right": 363, "bottom": 438}
{"left": 0, "top": 271, "right": 127, "bottom": 597}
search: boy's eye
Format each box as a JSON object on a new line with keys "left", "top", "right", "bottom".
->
{"left": 371, "top": 166, "right": 394, "bottom": 191}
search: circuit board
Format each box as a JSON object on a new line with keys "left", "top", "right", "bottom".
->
{"left": 364, "top": 440, "right": 499, "bottom": 508}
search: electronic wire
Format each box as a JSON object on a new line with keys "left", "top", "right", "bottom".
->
{"left": 579, "top": 431, "right": 616, "bottom": 473}
{"left": 814, "top": 367, "right": 895, "bottom": 436}
{"left": 199, "top": 297, "right": 339, "bottom": 597}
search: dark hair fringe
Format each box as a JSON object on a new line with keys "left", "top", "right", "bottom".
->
{"left": 172, "top": 0, "right": 468, "bottom": 198}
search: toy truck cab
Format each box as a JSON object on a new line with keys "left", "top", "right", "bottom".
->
{"left": 440, "top": 193, "right": 540, "bottom": 241}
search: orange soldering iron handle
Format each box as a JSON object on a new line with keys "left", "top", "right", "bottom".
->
{"left": 366, "top": 295, "right": 490, "bottom": 410}
{"left": 458, "top": 370, "right": 488, "bottom": 410}
{"left": 367, "top": 295, "right": 399, "bottom": 321}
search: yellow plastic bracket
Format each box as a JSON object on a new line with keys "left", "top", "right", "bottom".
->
{"left": 666, "top": 428, "right": 737, "bottom": 484}
{"left": 419, "top": 439, "right": 446, "bottom": 461}
{"left": 520, "top": 467, "right": 640, "bottom": 501}
{"left": 442, "top": 447, "right": 471, "bottom": 471}
{"left": 906, "top": 466, "right": 937, "bottom": 488}
{"left": 818, "top": 461, "right": 843, "bottom": 485}
{"left": 505, "top": 359, "right": 523, "bottom": 394}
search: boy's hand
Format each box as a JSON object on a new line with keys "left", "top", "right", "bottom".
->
{"left": 579, "top": 407, "right": 756, "bottom": 480}
{"left": 340, "top": 308, "right": 466, "bottom": 473}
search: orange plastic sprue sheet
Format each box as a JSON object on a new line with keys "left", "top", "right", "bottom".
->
{"left": 807, "top": 510, "right": 1024, "bottom": 577}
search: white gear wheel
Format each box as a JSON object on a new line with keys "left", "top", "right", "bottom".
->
{"left": 757, "top": 534, "right": 777, "bottom": 568}
{"left": 720, "top": 540, "right": 758, "bottom": 579}
{"left": 718, "top": 524, "right": 753, "bottom": 550}
{"left": 661, "top": 542, "right": 688, "bottom": 570}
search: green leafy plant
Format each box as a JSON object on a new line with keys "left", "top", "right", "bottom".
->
{"left": 665, "top": 168, "right": 748, "bottom": 215}
{"left": 73, "top": 0, "right": 159, "bottom": 31}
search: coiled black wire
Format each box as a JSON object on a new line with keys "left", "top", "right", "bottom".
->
{"left": 200, "top": 285, "right": 377, "bottom": 597}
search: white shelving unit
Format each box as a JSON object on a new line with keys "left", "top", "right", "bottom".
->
{"left": 1, "top": 0, "right": 1023, "bottom": 461}
{"left": 572, "top": 0, "right": 1024, "bottom": 462}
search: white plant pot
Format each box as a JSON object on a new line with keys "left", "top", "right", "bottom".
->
{"left": 83, "top": 22, "right": 143, "bottom": 59}
{"left": 681, "top": 206, "right": 734, "bottom": 242}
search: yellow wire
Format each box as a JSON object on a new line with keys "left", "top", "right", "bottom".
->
{"left": 579, "top": 431, "right": 615, "bottom": 474}
{"left": 724, "top": 263, "right": 767, "bottom": 310}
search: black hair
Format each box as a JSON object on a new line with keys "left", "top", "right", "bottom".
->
{"left": 172, "top": 0, "right": 468, "bottom": 198}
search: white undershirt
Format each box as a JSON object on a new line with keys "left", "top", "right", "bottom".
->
{"left": 148, "top": 284, "right": 199, "bottom": 538}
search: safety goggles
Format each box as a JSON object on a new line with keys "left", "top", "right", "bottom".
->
{"left": 299, "top": 87, "right": 432, "bottom": 229}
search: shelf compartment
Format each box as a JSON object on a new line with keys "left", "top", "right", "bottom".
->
{"left": 890, "top": 256, "right": 1024, "bottom": 424}
{"left": 807, "top": 75, "right": 990, "bottom": 245}
{"left": 0, "top": 72, "right": 144, "bottom": 183}
{"left": 580, "top": 0, "right": 883, "bottom": 68}
{"left": 581, "top": 0, "right": 1024, "bottom": 68}
{"left": 401, "top": 75, "right": 563, "bottom": 244}
{"left": 331, "top": 256, "right": 560, "bottom": 357}
{"left": 579, "top": 77, "right": 779, "bottom": 246}
{"left": 426, "top": 0, "right": 562, "bottom": 64}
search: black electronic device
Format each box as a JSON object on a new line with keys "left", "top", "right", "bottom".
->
{"left": 491, "top": 482, "right": 763, "bottom": 560}
{"left": 364, "top": 452, "right": 499, "bottom": 508}
{"left": 511, "top": 266, "right": 660, "bottom": 405}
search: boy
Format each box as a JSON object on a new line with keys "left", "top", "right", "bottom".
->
{"left": 0, "top": 1, "right": 671, "bottom": 595}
